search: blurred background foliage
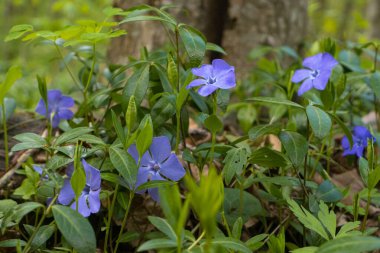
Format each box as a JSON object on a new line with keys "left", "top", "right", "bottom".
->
{"left": 0, "top": 0, "right": 379, "bottom": 110}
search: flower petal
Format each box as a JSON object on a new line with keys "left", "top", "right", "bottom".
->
{"left": 58, "top": 179, "right": 75, "bottom": 205}
{"left": 197, "top": 85, "right": 218, "bottom": 97}
{"left": 214, "top": 71, "right": 236, "bottom": 89}
{"left": 212, "top": 59, "right": 234, "bottom": 76}
{"left": 149, "top": 136, "right": 171, "bottom": 163}
{"left": 297, "top": 79, "right": 313, "bottom": 96}
{"left": 58, "top": 96, "right": 75, "bottom": 108}
{"left": 353, "top": 126, "right": 373, "bottom": 140}
{"left": 57, "top": 109, "right": 74, "bottom": 120}
{"left": 72, "top": 194, "right": 91, "bottom": 217}
{"left": 341, "top": 136, "right": 351, "bottom": 150}
{"left": 33, "top": 165, "right": 43, "bottom": 175}
{"left": 88, "top": 189, "right": 101, "bottom": 213}
{"left": 320, "top": 53, "right": 338, "bottom": 70}
{"left": 303, "top": 53, "right": 323, "bottom": 70}
{"left": 128, "top": 144, "right": 151, "bottom": 166}
{"left": 292, "top": 69, "right": 311, "bottom": 83}
{"left": 47, "top": 90, "right": 63, "bottom": 105}
{"left": 135, "top": 167, "right": 152, "bottom": 189}
{"left": 148, "top": 187, "right": 160, "bottom": 202}
{"left": 82, "top": 159, "right": 101, "bottom": 190}
{"left": 51, "top": 113, "right": 60, "bottom": 128}
{"left": 355, "top": 146, "right": 365, "bottom": 157}
{"left": 187, "top": 79, "right": 207, "bottom": 89}
{"left": 192, "top": 64, "right": 213, "bottom": 79}
{"left": 35, "top": 99, "right": 48, "bottom": 116}
{"left": 159, "top": 153, "right": 185, "bottom": 181}
{"left": 312, "top": 70, "right": 330, "bottom": 90}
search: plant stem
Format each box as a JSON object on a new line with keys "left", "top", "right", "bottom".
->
{"left": 22, "top": 194, "right": 58, "bottom": 253}
{"left": 361, "top": 190, "right": 372, "bottom": 232}
{"left": 175, "top": 111, "right": 181, "bottom": 154}
{"left": 2, "top": 101, "right": 9, "bottom": 171}
{"left": 209, "top": 95, "right": 218, "bottom": 165}
{"left": 114, "top": 191, "right": 134, "bottom": 253}
{"left": 54, "top": 44, "right": 81, "bottom": 90}
{"left": 83, "top": 44, "right": 97, "bottom": 103}
{"left": 187, "top": 231, "right": 205, "bottom": 251}
{"left": 104, "top": 184, "right": 119, "bottom": 253}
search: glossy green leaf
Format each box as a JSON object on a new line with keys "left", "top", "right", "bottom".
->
{"left": 318, "top": 236, "right": 380, "bottom": 253}
{"left": 250, "top": 147, "right": 288, "bottom": 168}
{"left": 118, "top": 231, "right": 140, "bottom": 243}
{"left": 126, "top": 95, "right": 137, "bottom": 135}
{"left": 306, "top": 105, "right": 332, "bottom": 139}
{"left": 136, "top": 180, "right": 175, "bottom": 192}
{"left": 316, "top": 180, "right": 343, "bottom": 202}
{"left": 0, "top": 66, "right": 22, "bottom": 102}
{"left": 209, "top": 237, "right": 251, "bottom": 253}
{"left": 0, "top": 239, "right": 26, "bottom": 248}
{"left": 52, "top": 205, "right": 96, "bottom": 253}
{"left": 136, "top": 116, "right": 153, "bottom": 158}
{"left": 111, "top": 110, "right": 126, "bottom": 147}
{"left": 248, "top": 97, "right": 304, "bottom": 109}
{"left": 5, "top": 24, "right": 33, "bottom": 41}
{"left": 178, "top": 25, "right": 206, "bottom": 68}
{"left": 206, "top": 42, "right": 226, "bottom": 55}
{"left": 223, "top": 147, "right": 248, "bottom": 185}
{"left": 123, "top": 64, "right": 150, "bottom": 105}
{"left": 109, "top": 146, "right": 138, "bottom": 188}
{"left": 0, "top": 98, "right": 16, "bottom": 124}
{"left": 55, "top": 127, "right": 93, "bottom": 146}
{"left": 151, "top": 94, "right": 176, "bottom": 126}
{"left": 204, "top": 114, "right": 223, "bottom": 133}
{"left": 31, "top": 224, "right": 56, "bottom": 250}
{"left": 232, "top": 217, "right": 243, "bottom": 239}
{"left": 148, "top": 216, "right": 177, "bottom": 241}
{"left": 137, "top": 238, "right": 177, "bottom": 251}
{"left": 279, "top": 131, "right": 308, "bottom": 168}
{"left": 12, "top": 202, "right": 44, "bottom": 224}
{"left": 248, "top": 123, "right": 281, "bottom": 141}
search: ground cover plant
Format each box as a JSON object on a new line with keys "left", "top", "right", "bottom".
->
{"left": 1, "top": 3, "right": 380, "bottom": 253}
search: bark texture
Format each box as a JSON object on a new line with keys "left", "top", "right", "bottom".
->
{"left": 367, "top": 0, "right": 380, "bottom": 39}
{"left": 108, "top": 0, "right": 308, "bottom": 76}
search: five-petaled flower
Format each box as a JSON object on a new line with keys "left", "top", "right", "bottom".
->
{"left": 341, "top": 126, "right": 376, "bottom": 158}
{"left": 58, "top": 160, "right": 101, "bottom": 217}
{"left": 128, "top": 136, "right": 186, "bottom": 201}
{"left": 186, "top": 59, "right": 236, "bottom": 97}
{"left": 292, "top": 53, "right": 338, "bottom": 96}
{"left": 35, "top": 89, "right": 74, "bottom": 128}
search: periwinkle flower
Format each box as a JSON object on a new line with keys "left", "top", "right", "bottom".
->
{"left": 35, "top": 89, "right": 74, "bottom": 128}
{"left": 187, "top": 59, "right": 236, "bottom": 97}
{"left": 128, "top": 136, "right": 186, "bottom": 201}
{"left": 341, "top": 126, "right": 376, "bottom": 158}
{"left": 292, "top": 53, "right": 338, "bottom": 96}
{"left": 58, "top": 160, "right": 101, "bottom": 217}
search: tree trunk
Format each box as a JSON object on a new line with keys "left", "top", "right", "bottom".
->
{"left": 367, "top": 0, "right": 380, "bottom": 39}
{"left": 107, "top": 0, "right": 308, "bottom": 76}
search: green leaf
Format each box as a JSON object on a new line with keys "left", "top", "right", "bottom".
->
{"left": 358, "top": 157, "right": 369, "bottom": 186}
{"left": 206, "top": 42, "right": 226, "bottom": 55}
{"left": 0, "top": 66, "right": 22, "bottom": 101}
{"left": 13, "top": 178, "right": 36, "bottom": 199}
{"left": 37, "top": 75, "right": 48, "bottom": 111}
{"left": 12, "top": 202, "right": 44, "bottom": 224}
{"left": 70, "top": 161, "right": 86, "bottom": 202}
{"left": 109, "top": 146, "right": 138, "bottom": 189}
{"left": 101, "top": 173, "right": 129, "bottom": 189}
{"left": 232, "top": 217, "right": 243, "bottom": 239}
{"left": 136, "top": 116, "right": 153, "bottom": 158}
{"left": 176, "top": 84, "right": 190, "bottom": 112}
{"left": 279, "top": 131, "right": 308, "bottom": 168}
{"left": 316, "top": 180, "right": 343, "bottom": 202}
{"left": 151, "top": 94, "right": 176, "bottom": 126}
{"left": 0, "top": 239, "right": 26, "bottom": 247}
{"left": 317, "top": 201, "right": 336, "bottom": 238}
{"left": 208, "top": 237, "right": 251, "bottom": 253}
{"left": 248, "top": 97, "right": 304, "bottom": 109}
{"left": 0, "top": 98, "right": 16, "bottom": 124}
{"left": 250, "top": 147, "right": 288, "bottom": 168}
{"left": 245, "top": 234, "right": 267, "bottom": 251}
{"left": 318, "top": 236, "right": 380, "bottom": 253}
{"left": 31, "top": 224, "right": 56, "bottom": 250}
{"left": 336, "top": 221, "right": 360, "bottom": 238}
{"left": 178, "top": 25, "right": 206, "bottom": 68}
{"left": 223, "top": 147, "right": 248, "bottom": 184}
{"left": 123, "top": 64, "right": 150, "bottom": 105}
{"left": 136, "top": 180, "right": 175, "bottom": 192}
{"left": 55, "top": 127, "right": 93, "bottom": 146}
{"left": 148, "top": 216, "right": 177, "bottom": 241}
{"left": 287, "top": 198, "right": 329, "bottom": 240}
{"left": 291, "top": 247, "right": 318, "bottom": 253}
{"left": 248, "top": 123, "right": 281, "bottom": 141}
{"left": 329, "top": 113, "right": 353, "bottom": 147}
{"left": 126, "top": 95, "right": 137, "bottom": 135}
{"left": 306, "top": 105, "right": 332, "bottom": 139}
{"left": 167, "top": 54, "right": 178, "bottom": 90}
{"left": 137, "top": 238, "right": 177, "bottom": 251}
{"left": 45, "top": 156, "right": 73, "bottom": 171}
{"left": 52, "top": 205, "right": 96, "bottom": 253}
{"left": 118, "top": 231, "right": 140, "bottom": 243}
{"left": 13, "top": 132, "right": 46, "bottom": 145}
{"left": 204, "top": 114, "right": 223, "bottom": 133}
{"left": 111, "top": 110, "right": 126, "bottom": 147}
{"left": 369, "top": 72, "right": 380, "bottom": 98}
{"left": 5, "top": 24, "right": 33, "bottom": 41}
{"left": 0, "top": 199, "right": 17, "bottom": 213}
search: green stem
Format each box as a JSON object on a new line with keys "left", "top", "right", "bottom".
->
{"left": 54, "top": 44, "right": 81, "bottom": 90}
{"left": 175, "top": 111, "right": 181, "bottom": 154}
{"left": 209, "top": 95, "right": 218, "bottom": 165}
{"left": 187, "top": 231, "right": 205, "bottom": 251}
{"left": 83, "top": 44, "right": 97, "bottom": 103}
{"left": 2, "top": 101, "right": 9, "bottom": 171}
{"left": 114, "top": 191, "right": 134, "bottom": 253}
{"left": 22, "top": 194, "right": 58, "bottom": 253}
{"left": 361, "top": 190, "right": 371, "bottom": 232}
{"left": 104, "top": 184, "right": 119, "bottom": 253}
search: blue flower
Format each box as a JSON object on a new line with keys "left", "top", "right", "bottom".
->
{"left": 35, "top": 90, "right": 74, "bottom": 128}
{"left": 128, "top": 136, "right": 186, "bottom": 201}
{"left": 58, "top": 160, "right": 101, "bottom": 217}
{"left": 341, "top": 126, "right": 376, "bottom": 157}
{"left": 292, "top": 53, "right": 338, "bottom": 96}
{"left": 187, "top": 59, "right": 236, "bottom": 97}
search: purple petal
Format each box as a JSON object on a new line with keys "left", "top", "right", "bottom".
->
{"left": 212, "top": 59, "right": 234, "bottom": 76}
{"left": 82, "top": 159, "right": 101, "bottom": 190}
{"left": 214, "top": 71, "right": 236, "bottom": 89}
{"left": 88, "top": 189, "right": 101, "bottom": 213}
{"left": 33, "top": 165, "right": 43, "bottom": 175}
{"left": 51, "top": 113, "right": 60, "bottom": 128}
{"left": 35, "top": 99, "right": 48, "bottom": 116}
{"left": 297, "top": 79, "right": 313, "bottom": 96}
{"left": 353, "top": 126, "right": 372, "bottom": 140}
{"left": 355, "top": 146, "right": 365, "bottom": 157}
{"left": 58, "top": 179, "right": 75, "bottom": 205}
{"left": 303, "top": 53, "right": 323, "bottom": 70}
{"left": 292, "top": 69, "right": 311, "bottom": 83}
{"left": 343, "top": 148, "right": 357, "bottom": 156}
{"left": 159, "top": 153, "right": 185, "bottom": 181}
{"left": 341, "top": 136, "right": 351, "bottom": 150}
{"left": 149, "top": 136, "right": 171, "bottom": 163}
{"left": 148, "top": 187, "right": 160, "bottom": 202}
{"left": 187, "top": 79, "right": 207, "bottom": 89}
{"left": 135, "top": 167, "right": 152, "bottom": 189}
{"left": 72, "top": 194, "right": 91, "bottom": 217}
{"left": 128, "top": 144, "right": 151, "bottom": 166}
{"left": 312, "top": 70, "right": 330, "bottom": 90}
{"left": 47, "top": 90, "right": 63, "bottom": 105}
{"left": 57, "top": 109, "right": 74, "bottom": 120}
{"left": 58, "top": 96, "right": 75, "bottom": 108}
{"left": 66, "top": 164, "right": 74, "bottom": 177}
{"left": 198, "top": 85, "right": 218, "bottom": 97}
{"left": 320, "top": 53, "right": 338, "bottom": 70}
{"left": 192, "top": 64, "right": 213, "bottom": 79}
